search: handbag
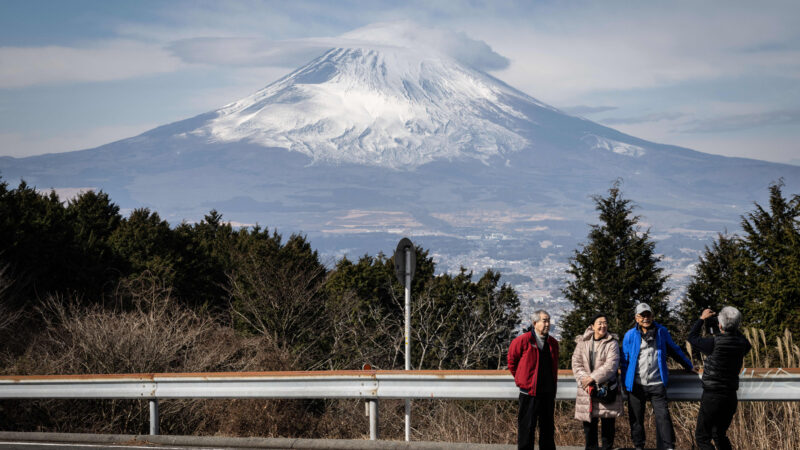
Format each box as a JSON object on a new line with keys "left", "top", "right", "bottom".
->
{"left": 594, "top": 381, "right": 618, "bottom": 403}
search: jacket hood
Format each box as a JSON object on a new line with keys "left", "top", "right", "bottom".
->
{"left": 577, "top": 326, "right": 619, "bottom": 343}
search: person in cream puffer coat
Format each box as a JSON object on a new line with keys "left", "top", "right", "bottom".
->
{"left": 572, "top": 314, "right": 623, "bottom": 450}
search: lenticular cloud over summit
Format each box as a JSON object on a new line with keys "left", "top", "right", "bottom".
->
{"left": 338, "top": 22, "right": 511, "bottom": 71}
{"left": 168, "top": 21, "right": 510, "bottom": 72}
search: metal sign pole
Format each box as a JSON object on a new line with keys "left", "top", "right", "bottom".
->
{"left": 404, "top": 246, "right": 411, "bottom": 442}
{"left": 393, "top": 237, "right": 415, "bottom": 443}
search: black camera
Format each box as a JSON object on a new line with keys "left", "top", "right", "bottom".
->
{"left": 704, "top": 314, "right": 719, "bottom": 335}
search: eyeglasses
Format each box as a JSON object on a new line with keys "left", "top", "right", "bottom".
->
{"left": 594, "top": 321, "right": 608, "bottom": 326}
{"left": 637, "top": 312, "right": 653, "bottom": 318}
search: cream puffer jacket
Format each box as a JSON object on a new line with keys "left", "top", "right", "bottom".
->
{"left": 572, "top": 326, "right": 623, "bottom": 422}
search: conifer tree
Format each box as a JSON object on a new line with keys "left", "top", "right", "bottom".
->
{"left": 560, "top": 183, "right": 671, "bottom": 367}
{"left": 676, "top": 234, "right": 750, "bottom": 333}
{"left": 739, "top": 182, "right": 800, "bottom": 338}
{"left": 681, "top": 183, "right": 800, "bottom": 343}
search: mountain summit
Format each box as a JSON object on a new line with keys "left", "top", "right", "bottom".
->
{"left": 199, "top": 45, "right": 546, "bottom": 168}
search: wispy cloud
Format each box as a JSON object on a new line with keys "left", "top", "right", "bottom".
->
{"left": 561, "top": 105, "right": 618, "bottom": 115}
{"left": 478, "top": 1, "right": 800, "bottom": 103}
{"left": 683, "top": 109, "right": 800, "bottom": 133}
{"left": 0, "top": 41, "right": 184, "bottom": 88}
{"left": 601, "top": 112, "right": 686, "bottom": 126}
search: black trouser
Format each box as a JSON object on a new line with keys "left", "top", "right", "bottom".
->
{"left": 518, "top": 392, "right": 555, "bottom": 450}
{"left": 627, "top": 383, "right": 675, "bottom": 449}
{"left": 582, "top": 417, "right": 616, "bottom": 450}
{"left": 695, "top": 389, "right": 738, "bottom": 450}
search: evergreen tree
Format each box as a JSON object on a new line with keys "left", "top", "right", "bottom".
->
{"left": 682, "top": 183, "right": 800, "bottom": 343}
{"left": 173, "top": 210, "right": 236, "bottom": 310}
{"left": 0, "top": 179, "right": 76, "bottom": 304}
{"left": 740, "top": 183, "right": 800, "bottom": 339}
{"left": 560, "top": 183, "right": 671, "bottom": 367}
{"left": 109, "top": 208, "right": 179, "bottom": 290}
{"left": 65, "top": 190, "right": 123, "bottom": 298}
{"left": 676, "top": 233, "right": 750, "bottom": 332}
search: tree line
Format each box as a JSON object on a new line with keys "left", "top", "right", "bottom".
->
{"left": 0, "top": 176, "right": 519, "bottom": 372}
{"left": 1, "top": 175, "right": 797, "bottom": 372}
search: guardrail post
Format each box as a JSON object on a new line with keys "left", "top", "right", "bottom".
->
{"left": 368, "top": 399, "right": 379, "bottom": 440}
{"left": 149, "top": 399, "right": 159, "bottom": 435}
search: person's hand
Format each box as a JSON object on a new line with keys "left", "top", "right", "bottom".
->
{"left": 691, "top": 367, "right": 700, "bottom": 374}
{"left": 701, "top": 308, "right": 716, "bottom": 320}
{"left": 581, "top": 376, "right": 594, "bottom": 388}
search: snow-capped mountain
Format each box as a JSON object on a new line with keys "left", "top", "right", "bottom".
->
{"left": 199, "top": 46, "right": 539, "bottom": 167}
{"left": 2, "top": 35, "right": 799, "bottom": 316}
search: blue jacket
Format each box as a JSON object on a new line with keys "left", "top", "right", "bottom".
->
{"left": 620, "top": 322, "right": 693, "bottom": 391}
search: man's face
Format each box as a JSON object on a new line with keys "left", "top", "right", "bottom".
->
{"left": 533, "top": 313, "right": 551, "bottom": 335}
{"left": 635, "top": 311, "right": 654, "bottom": 329}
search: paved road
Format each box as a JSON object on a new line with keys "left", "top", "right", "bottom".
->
{"left": 0, "top": 444, "right": 222, "bottom": 450}
{"left": 0, "top": 432, "right": 547, "bottom": 450}
{"left": 0, "top": 432, "right": 597, "bottom": 450}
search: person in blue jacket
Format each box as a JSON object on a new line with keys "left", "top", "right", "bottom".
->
{"left": 620, "top": 303, "right": 695, "bottom": 450}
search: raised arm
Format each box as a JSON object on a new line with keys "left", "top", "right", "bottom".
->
{"left": 688, "top": 318, "right": 715, "bottom": 355}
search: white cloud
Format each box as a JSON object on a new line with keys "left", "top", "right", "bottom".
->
{"left": 0, "top": 41, "right": 184, "bottom": 88}
{"left": 166, "top": 21, "right": 509, "bottom": 71}
{"left": 464, "top": 1, "right": 800, "bottom": 103}
{"left": 340, "top": 21, "right": 509, "bottom": 70}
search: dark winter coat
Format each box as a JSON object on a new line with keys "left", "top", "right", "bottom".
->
{"left": 688, "top": 319, "right": 752, "bottom": 391}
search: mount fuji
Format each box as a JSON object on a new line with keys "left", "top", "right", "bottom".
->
{"left": 2, "top": 29, "right": 799, "bottom": 315}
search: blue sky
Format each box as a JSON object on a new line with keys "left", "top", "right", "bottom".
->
{"left": 1, "top": 0, "right": 799, "bottom": 164}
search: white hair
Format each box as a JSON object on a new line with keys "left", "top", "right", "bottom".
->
{"left": 532, "top": 309, "right": 550, "bottom": 324}
{"left": 718, "top": 306, "right": 742, "bottom": 332}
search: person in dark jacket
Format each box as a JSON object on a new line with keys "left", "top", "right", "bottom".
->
{"left": 688, "top": 306, "right": 751, "bottom": 450}
{"left": 621, "top": 303, "right": 694, "bottom": 450}
{"left": 508, "top": 309, "right": 559, "bottom": 450}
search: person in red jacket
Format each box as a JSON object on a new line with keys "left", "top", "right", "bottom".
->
{"left": 508, "top": 309, "right": 559, "bottom": 450}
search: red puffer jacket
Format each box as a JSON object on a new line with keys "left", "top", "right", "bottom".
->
{"left": 507, "top": 331, "right": 560, "bottom": 395}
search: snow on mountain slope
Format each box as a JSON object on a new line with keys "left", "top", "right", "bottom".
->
{"left": 198, "top": 46, "right": 537, "bottom": 168}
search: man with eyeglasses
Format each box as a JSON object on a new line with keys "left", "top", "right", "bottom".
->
{"left": 620, "top": 303, "right": 695, "bottom": 450}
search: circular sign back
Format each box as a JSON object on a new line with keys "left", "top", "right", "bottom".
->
{"left": 393, "top": 237, "right": 416, "bottom": 284}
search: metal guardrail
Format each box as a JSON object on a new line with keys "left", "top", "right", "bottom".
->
{"left": 1, "top": 368, "right": 798, "bottom": 439}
